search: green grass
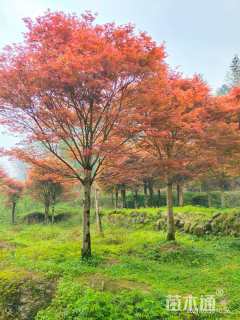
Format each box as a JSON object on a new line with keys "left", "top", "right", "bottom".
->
{"left": 0, "top": 202, "right": 240, "bottom": 318}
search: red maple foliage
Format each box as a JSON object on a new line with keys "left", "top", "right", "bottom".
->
{"left": 202, "top": 90, "right": 240, "bottom": 206}
{"left": 0, "top": 11, "right": 166, "bottom": 256}
{"left": 0, "top": 170, "right": 24, "bottom": 224}
{"left": 134, "top": 73, "right": 210, "bottom": 240}
{"left": 26, "top": 160, "right": 68, "bottom": 224}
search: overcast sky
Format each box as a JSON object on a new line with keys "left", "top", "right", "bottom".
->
{"left": 0, "top": 0, "right": 239, "bottom": 176}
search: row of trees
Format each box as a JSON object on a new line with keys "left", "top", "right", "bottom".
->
{"left": 0, "top": 11, "right": 240, "bottom": 257}
{"left": 0, "top": 159, "right": 72, "bottom": 224}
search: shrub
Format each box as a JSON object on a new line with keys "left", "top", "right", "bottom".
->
{"left": 36, "top": 278, "right": 220, "bottom": 320}
{"left": 36, "top": 279, "right": 169, "bottom": 320}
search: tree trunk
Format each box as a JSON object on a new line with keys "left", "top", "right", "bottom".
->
{"left": 157, "top": 189, "right": 161, "bottom": 207}
{"left": 111, "top": 190, "right": 114, "bottom": 207}
{"left": 82, "top": 170, "right": 92, "bottom": 258}
{"left": 167, "top": 182, "right": 175, "bottom": 241}
{"left": 11, "top": 201, "right": 16, "bottom": 224}
{"left": 143, "top": 181, "right": 148, "bottom": 207}
{"left": 95, "top": 187, "right": 103, "bottom": 236}
{"left": 177, "top": 184, "right": 180, "bottom": 205}
{"left": 207, "top": 192, "right": 212, "bottom": 207}
{"left": 51, "top": 204, "right": 55, "bottom": 224}
{"left": 121, "top": 186, "right": 127, "bottom": 208}
{"left": 134, "top": 189, "right": 138, "bottom": 209}
{"left": 148, "top": 179, "right": 154, "bottom": 207}
{"left": 115, "top": 186, "right": 119, "bottom": 210}
{"left": 44, "top": 202, "right": 50, "bottom": 224}
{"left": 220, "top": 190, "right": 225, "bottom": 208}
{"left": 177, "top": 183, "right": 184, "bottom": 206}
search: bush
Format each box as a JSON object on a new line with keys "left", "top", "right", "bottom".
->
{"left": 36, "top": 279, "right": 169, "bottom": 320}
{"left": 121, "top": 191, "right": 240, "bottom": 209}
{"left": 36, "top": 278, "right": 221, "bottom": 320}
{"left": 190, "top": 193, "right": 209, "bottom": 207}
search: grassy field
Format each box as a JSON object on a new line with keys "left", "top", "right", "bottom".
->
{"left": 0, "top": 203, "right": 240, "bottom": 319}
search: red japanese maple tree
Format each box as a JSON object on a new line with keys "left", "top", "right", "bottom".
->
{"left": 135, "top": 73, "right": 210, "bottom": 240}
{"left": 26, "top": 160, "right": 67, "bottom": 224}
{"left": 0, "top": 11, "right": 166, "bottom": 257}
{"left": 0, "top": 172, "right": 24, "bottom": 224}
{"left": 203, "top": 91, "right": 240, "bottom": 207}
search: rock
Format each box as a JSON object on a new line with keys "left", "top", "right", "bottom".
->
{"left": 0, "top": 272, "right": 55, "bottom": 320}
{"left": 189, "top": 222, "right": 199, "bottom": 234}
{"left": 193, "top": 225, "right": 205, "bottom": 236}
{"left": 184, "top": 222, "right": 191, "bottom": 233}
{"left": 204, "top": 222, "right": 212, "bottom": 232}
{"left": 210, "top": 212, "right": 222, "bottom": 221}
{"left": 175, "top": 218, "right": 184, "bottom": 229}
{"left": 155, "top": 219, "right": 164, "bottom": 230}
{"left": 108, "top": 209, "right": 240, "bottom": 237}
{"left": 108, "top": 212, "right": 148, "bottom": 227}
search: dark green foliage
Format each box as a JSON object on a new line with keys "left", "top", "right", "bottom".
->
{"left": 190, "top": 193, "right": 209, "bottom": 207}
{"left": 36, "top": 282, "right": 168, "bottom": 320}
{"left": 113, "top": 191, "right": 240, "bottom": 209}
{"left": 125, "top": 193, "right": 166, "bottom": 208}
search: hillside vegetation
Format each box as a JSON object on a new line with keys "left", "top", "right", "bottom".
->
{"left": 0, "top": 199, "right": 239, "bottom": 319}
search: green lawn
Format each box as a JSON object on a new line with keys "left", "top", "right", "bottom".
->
{"left": 0, "top": 205, "right": 239, "bottom": 319}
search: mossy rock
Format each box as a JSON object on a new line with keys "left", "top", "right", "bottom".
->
{"left": 184, "top": 221, "right": 192, "bottom": 233}
{"left": 108, "top": 211, "right": 150, "bottom": 227}
{"left": 155, "top": 218, "right": 164, "bottom": 230}
{"left": 0, "top": 270, "right": 56, "bottom": 320}
{"left": 107, "top": 213, "right": 124, "bottom": 225}
{"left": 175, "top": 217, "right": 184, "bottom": 229}
{"left": 204, "top": 222, "right": 212, "bottom": 233}
{"left": 193, "top": 224, "right": 205, "bottom": 236}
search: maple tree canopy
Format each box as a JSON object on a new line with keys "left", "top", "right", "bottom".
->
{"left": 132, "top": 73, "right": 210, "bottom": 182}
{"left": 0, "top": 11, "right": 166, "bottom": 184}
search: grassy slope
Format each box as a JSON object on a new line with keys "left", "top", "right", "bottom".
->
{"left": 0, "top": 203, "right": 240, "bottom": 318}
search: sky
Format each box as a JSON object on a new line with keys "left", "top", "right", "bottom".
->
{"left": 0, "top": 0, "right": 239, "bottom": 176}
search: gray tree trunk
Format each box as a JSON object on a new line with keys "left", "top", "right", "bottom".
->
{"left": 95, "top": 187, "right": 103, "bottom": 236}
{"left": 143, "top": 181, "right": 148, "bottom": 207}
{"left": 82, "top": 170, "right": 92, "bottom": 258}
{"left": 220, "top": 190, "right": 225, "bottom": 208}
{"left": 134, "top": 189, "right": 138, "bottom": 208}
{"left": 111, "top": 190, "right": 114, "bottom": 207}
{"left": 208, "top": 192, "right": 212, "bottom": 207}
{"left": 121, "top": 186, "right": 127, "bottom": 208}
{"left": 157, "top": 189, "right": 161, "bottom": 207}
{"left": 44, "top": 202, "right": 50, "bottom": 224}
{"left": 167, "top": 182, "right": 175, "bottom": 241}
{"left": 177, "top": 183, "right": 184, "bottom": 207}
{"left": 115, "top": 186, "right": 119, "bottom": 210}
{"left": 148, "top": 179, "right": 154, "bottom": 207}
{"left": 51, "top": 205, "right": 55, "bottom": 224}
{"left": 11, "top": 201, "right": 16, "bottom": 224}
